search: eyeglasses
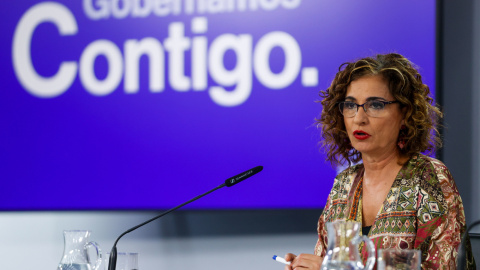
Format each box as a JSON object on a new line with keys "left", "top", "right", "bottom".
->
{"left": 338, "top": 100, "right": 399, "bottom": 118}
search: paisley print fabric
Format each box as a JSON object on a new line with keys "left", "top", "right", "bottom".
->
{"left": 314, "top": 154, "right": 475, "bottom": 269}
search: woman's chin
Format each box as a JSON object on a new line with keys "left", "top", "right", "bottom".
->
{"left": 351, "top": 143, "right": 370, "bottom": 154}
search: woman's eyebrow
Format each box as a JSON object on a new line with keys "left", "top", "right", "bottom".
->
{"left": 366, "top": 96, "right": 388, "bottom": 101}
{"left": 344, "top": 96, "right": 387, "bottom": 101}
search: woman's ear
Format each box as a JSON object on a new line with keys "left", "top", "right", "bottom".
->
{"left": 400, "top": 107, "right": 407, "bottom": 126}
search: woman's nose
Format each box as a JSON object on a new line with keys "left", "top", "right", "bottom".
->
{"left": 353, "top": 106, "right": 368, "bottom": 123}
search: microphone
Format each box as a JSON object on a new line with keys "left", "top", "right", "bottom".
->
{"left": 457, "top": 220, "right": 480, "bottom": 270}
{"left": 225, "top": 165, "right": 263, "bottom": 187}
{"left": 107, "top": 166, "right": 263, "bottom": 270}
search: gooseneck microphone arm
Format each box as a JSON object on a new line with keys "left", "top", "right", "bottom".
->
{"left": 108, "top": 183, "right": 226, "bottom": 270}
{"left": 107, "top": 165, "right": 263, "bottom": 270}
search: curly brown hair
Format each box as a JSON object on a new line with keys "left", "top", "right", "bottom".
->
{"left": 317, "top": 53, "right": 442, "bottom": 166}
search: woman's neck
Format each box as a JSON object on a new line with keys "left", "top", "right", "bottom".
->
{"left": 362, "top": 149, "right": 405, "bottom": 185}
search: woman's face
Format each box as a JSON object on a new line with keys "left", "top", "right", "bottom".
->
{"left": 344, "top": 75, "right": 405, "bottom": 158}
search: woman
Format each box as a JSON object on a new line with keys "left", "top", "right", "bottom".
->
{"left": 285, "top": 53, "right": 474, "bottom": 269}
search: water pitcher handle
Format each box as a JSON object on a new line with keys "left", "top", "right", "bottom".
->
{"left": 354, "top": 235, "right": 375, "bottom": 270}
{"left": 320, "top": 253, "right": 330, "bottom": 270}
{"left": 85, "top": 241, "right": 102, "bottom": 270}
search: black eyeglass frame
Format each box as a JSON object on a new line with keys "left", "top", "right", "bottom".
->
{"left": 338, "top": 100, "right": 399, "bottom": 117}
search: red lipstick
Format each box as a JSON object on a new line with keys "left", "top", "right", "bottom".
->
{"left": 353, "top": 130, "right": 371, "bottom": 140}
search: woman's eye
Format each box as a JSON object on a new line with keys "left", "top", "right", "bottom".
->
{"left": 369, "top": 101, "right": 384, "bottom": 110}
{"left": 344, "top": 102, "right": 356, "bottom": 109}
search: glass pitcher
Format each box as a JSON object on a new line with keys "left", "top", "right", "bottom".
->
{"left": 321, "top": 221, "right": 375, "bottom": 270}
{"left": 57, "top": 230, "right": 102, "bottom": 270}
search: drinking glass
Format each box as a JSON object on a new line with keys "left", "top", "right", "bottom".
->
{"left": 104, "top": 252, "right": 139, "bottom": 270}
{"left": 377, "top": 249, "right": 421, "bottom": 270}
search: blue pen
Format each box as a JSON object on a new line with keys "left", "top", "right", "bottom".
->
{"left": 272, "top": 255, "right": 291, "bottom": 265}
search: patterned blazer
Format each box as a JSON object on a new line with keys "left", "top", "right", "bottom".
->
{"left": 314, "top": 154, "right": 475, "bottom": 269}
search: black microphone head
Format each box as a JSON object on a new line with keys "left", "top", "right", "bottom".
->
{"left": 225, "top": 166, "right": 263, "bottom": 187}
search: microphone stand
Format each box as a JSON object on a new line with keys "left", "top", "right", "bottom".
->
{"left": 107, "top": 183, "right": 226, "bottom": 270}
{"left": 107, "top": 165, "right": 263, "bottom": 270}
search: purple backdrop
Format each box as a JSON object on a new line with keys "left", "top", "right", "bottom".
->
{"left": 0, "top": 0, "right": 436, "bottom": 210}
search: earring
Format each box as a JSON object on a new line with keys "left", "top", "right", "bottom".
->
{"left": 398, "top": 125, "right": 406, "bottom": 149}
